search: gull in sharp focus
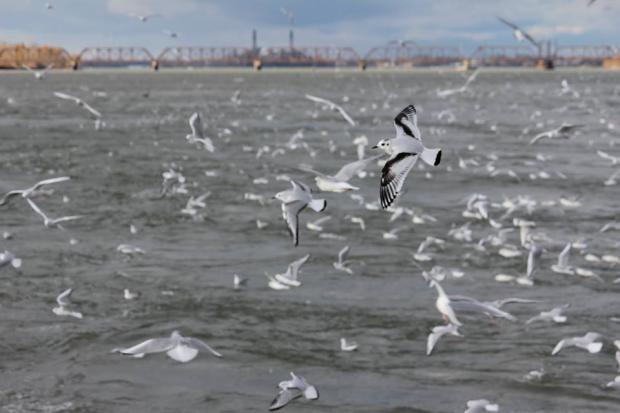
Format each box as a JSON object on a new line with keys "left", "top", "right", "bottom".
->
{"left": 526, "top": 304, "right": 570, "bottom": 324}
{"left": 333, "top": 245, "right": 353, "bottom": 274}
{"left": 0, "top": 176, "right": 70, "bottom": 206}
{"left": 186, "top": 113, "right": 215, "bottom": 152}
{"left": 53, "top": 92, "right": 102, "bottom": 118}
{"left": 301, "top": 155, "right": 383, "bottom": 192}
{"left": 53, "top": 288, "right": 83, "bottom": 319}
{"left": 497, "top": 16, "right": 539, "bottom": 47}
{"left": 26, "top": 198, "right": 83, "bottom": 230}
{"left": 529, "top": 123, "right": 583, "bottom": 145}
{"left": 464, "top": 399, "right": 499, "bottom": 413}
{"left": 427, "top": 323, "right": 462, "bottom": 356}
{"left": 270, "top": 372, "right": 319, "bottom": 411}
{"left": 274, "top": 180, "right": 327, "bottom": 247}
{"left": 552, "top": 332, "right": 603, "bottom": 355}
{"left": 113, "top": 330, "right": 222, "bottom": 362}
{"left": 340, "top": 338, "right": 358, "bottom": 351}
{"left": 305, "top": 94, "right": 356, "bottom": 126}
{"left": 22, "top": 63, "right": 53, "bottom": 80}
{"left": 373, "top": 105, "right": 442, "bottom": 209}
{"left": 274, "top": 254, "right": 310, "bottom": 287}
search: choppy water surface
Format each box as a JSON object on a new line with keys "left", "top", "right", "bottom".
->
{"left": 1, "top": 68, "right": 620, "bottom": 412}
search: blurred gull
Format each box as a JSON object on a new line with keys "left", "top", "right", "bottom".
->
{"left": 526, "top": 304, "right": 570, "bottom": 324}
{"left": 274, "top": 180, "right": 326, "bottom": 247}
{"left": 54, "top": 91, "right": 102, "bottom": 118}
{"left": 301, "top": 155, "right": 382, "bottom": 192}
{"left": 26, "top": 198, "right": 83, "bottom": 230}
{"left": 270, "top": 372, "right": 319, "bottom": 411}
{"left": 551, "top": 332, "right": 603, "bottom": 355}
{"left": 464, "top": 399, "right": 499, "bottom": 413}
{"left": 436, "top": 69, "right": 479, "bottom": 98}
{"left": 113, "top": 330, "right": 222, "bottom": 362}
{"left": 22, "top": 63, "right": 53, "bottom": 80}
{"left": 274, "top": 254, "right": 310, "bottom": 287}
{"left": 186, "top": 113, "right": 215, "bottom": 152}
{"left": 333, "top": 245, "right": 353, "bottom": 274}
{"left": 52, "top": 288, "right": 82, "bottom": 319}
{"left": 529, "top": 123, "right": 583, "bottom": 145}
{"left": 306, "top": 215, "right": 331, "bottom": 232}
{"left": 305, "top": 94, "right": 356, "bottom": 126}
{"left": 551, "top": 243, "right": 575, "bottom": 275}
{"left": 340, "top": 338, "right": 358, "bottom": 351}
{"left": 430, "top": 280, "right": 462, "bottom": 326}
{"left": 427, "top": 323, "right": 462, "bottom": 356}
{"left": 0, "top": 250, "right": 22, "bottom": 270}
{"left": 0, "top": 176, "right": 70, "bottom": 206}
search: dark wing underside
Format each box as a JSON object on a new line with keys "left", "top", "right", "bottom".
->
{"left": 380, "top": 153, "right": 417, "bottom": 209}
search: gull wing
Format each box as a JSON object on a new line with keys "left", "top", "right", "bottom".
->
{"left": 338, "top": 245, "right": 350, "bottom": 264}
{"left": 450, "top": 296, "right": 517, "bottom": 321}
{"left": 380, "top": 153, "right": 418, "bottom": 209}
{"left": 558, "top": 123, "right": 583, "bottom": 134}
{"left": 286, "top": 254, "right": 310, "bottom": 280}
{"left": 497, "top": 16, "right": 519, "bottom": 31}
{"left": 557, "top": 243, "right": 571, "bottom": 267}
{"left": 305, "top": 94, "right": 333, "bottom": 107}
{"left": 119, "top": 337, "right": 175, "bottom": 355}
{"left": 497, "top": 16, "right": 538, "bottom": 47}
{"left": 334, "top": 105, "right": 356, "bottom": 126}
{"left": 52, "top": 215, "right": 84, "bottom": 224}
{"left": 269, "top": 389, "right": 302, "bottom": 411}
{"left": 393, "top": 105, "right": 421, "bottom": 140}
{"left": 184, "top": 337, "right": 223, "bottom": 357}
{"left": 283, "top": 201, "right": 307, "bottom": 247}
{"left": 463, "top": 69, "right": 479, "bottom": 88}
{"left": 0, "top": 191, "right": 23, "bottom": 206}
{"left": 31, "top": 176, "right": 71, "bottom": 191}
{"left": 81, "top": 101, "right": 102, "bottom": 118}
{"left": 22, "top": 65, "right": 36, "bottom": 74}
{"left": 333, "top": 154, "right": 383, "bottom": 182}
{"left": 26, "top": 198, "right": 49, "bottom": 221}
{"left": 56, "top": 288, "right": 73, "bottom": 306}
{"left": 189, "top": 112, "right": 204, "bottom": 138}
{"left": 53, "top": 91, "right": 80, "bottom": 103}
{"left": 529, "top": 131, "right": 550, "bottom": 145}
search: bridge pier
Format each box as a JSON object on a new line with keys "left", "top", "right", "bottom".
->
{"left": 536, "top": 58, "right": 554, "bottom": 70}
{"left": 253, "top": 58, "right": 262, "bottom": 71}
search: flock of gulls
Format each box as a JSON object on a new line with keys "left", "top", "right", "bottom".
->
{"left": 3, "top": 61, "right": 620, "bottom": 412}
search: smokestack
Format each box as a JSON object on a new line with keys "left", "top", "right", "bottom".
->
{"left": 289, "top": 29, "right": 294, "bottom": 49}
{"left": 252, "top": 29, "right": 257, "bottom": 51}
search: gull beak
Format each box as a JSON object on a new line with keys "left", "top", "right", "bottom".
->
{"left": 371, "top": 145, "right": 378, "bottom": 149}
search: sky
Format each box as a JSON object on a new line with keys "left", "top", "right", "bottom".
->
{"left": 0, "top": 0, "right": 619, "bottom": 55}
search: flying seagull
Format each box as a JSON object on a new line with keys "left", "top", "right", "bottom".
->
{"left": 53, "top": 288, "right": 83, "bottom": 319}
{"left": 274, "top": 254, "right": 310, "bottom": 287}
{"left": 270, "top": 372, "right": 318, "bottom": 411}
{"left": 113, "top": 330, "right": 222, "bottom": 362}
{"left": 26, "top": 198, "right": 83, "bottom": 230}
{"left": 22, "top": 63, "right": 53, "bottom": 80}
{"left": 274, "top": 180, "right": 326, "bottom": 246}
{"left": 373, "top": 105, "right": 442, "bottom": 209}
{"left": 0, "top": 176, "right": 70, "bottom": 206}
{"left": 130, "top": 13, "right": 162, "bottom": 22}
{"left": 436, "top": 69, "right": 479, "bottom": 98}
{"left": 186, "top": 113, "right": 215, "bottom": 152}
{"left": 333, "top": 245, "right": 353, "bottom": 274}
{"left": 529, "top": 123, "right": 584, "bottom": 145}
{"left": 497, "top": 16, "right": 539, "bottom": 48}
{"left": 305, "top": 94, "right": 356, "bottom": 126}
{"left": 427, "top": 323, "right": 462, "bottom": 356}
{"left": 551, "top": 332, "right": 603, "bottom": 355}
{"left": 53, "top": 92, "right": 102, "bottom": 118}
{"left": 300, "top": 155, "right": 383, "bottom": 192}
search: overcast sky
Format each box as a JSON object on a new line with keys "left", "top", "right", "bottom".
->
{"left": 1, "top": 0, "right": 619, "bottom": 54}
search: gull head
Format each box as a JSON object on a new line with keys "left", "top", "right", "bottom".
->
{"left": 372, "top": 139, "right": 391, "bottom": 153}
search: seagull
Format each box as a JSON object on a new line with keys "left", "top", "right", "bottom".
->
{"left": 270, "top": 372, "right": 318, "bottom": 411}
{"left": 233, "top": 274, "right": 247, "bottom": 289}
{"left": 52, "top": 288, "right": 83, "bottom": 319}
{"left": 600, "top": 221, "right": 620, "bottom": 233}
{"left": 306, "top": 216, "right": 331, "bottom": 232}
{"left": 22, "top": 63, "right": 53, "bottom": 80}
{"left": 53, "top": 91, "right": 102, "bottom": 119}
{"left": 163, "top": 29, "right": 178, "bottom": 38}
{"left": 274, "top": 254, "right": 310, "bottom": 287}
{"left": 340, "top": 338, "right": 358, "bottom": 351}
{"left": 113, "top": 330, "right": 222, "bottom": 362}
{"left": 300, "top": 155, "right": 383, "bottom": 192}
{"left": 382, "top": 225, "right": 408, "bottom": 240}
{"left": 274, "top": 180, "right": 327, "bottom": 247}
{"left": 429, "top": 280, "right": 462, "bottom": 326}
{"left": 186, "top": 113, "right": 214, "bottom": 152}
{"left": 305, "top": 94, "right": 356, "bottom": 126}
{"left": 130, "top": 13, "right": 162, "bottom": 22}
{"left": 45, "top": 2, "right": 53, "bottom": 9}
{"left": 526, "top": 304, "right": 570, "bottom": 324}
{"left": 529, "top": 124, "right": 583, "bottom": 145}
{"left": 551, "top": 243, "right": 575, "bottom": 275}
{"left": 0, "top": 250, "right": 22, "bottom": 270}
{"left": 117, "top": 244, "right": 145, "bottom": 257}
{"left": 346, "top": 215, "right": 366, "bottom": 231}
{"left": 123, "top": 289, "right": 139, "bottom": 300}
{"left": 497, "top": 16, "right": 539, "bottom": 48}
{"left": 597, "top": 150, "right": 620, "bottom": 165}
{"left": 426, "top": 323, "right": 462, "bottom": 356}
{"left": 26, "top": 198, "right": 83, "bottom": 230}
{"left": 436, "top": 69, "right": 479, "bottom": 98}
{"left": 333, "top": 245, "right": 353, "bottom": 274}
{"left": 265, "top": 273, "right": 291, "bottom": 290}
{"left": 464, "top": 399, "right": 499, "bottom": 413}
{"left": 605, "top": 376, "right": 620, "bottom": 389}
{"left": 449, "top": 295, "right": 517, "bottom": 321}
{"left": 552, "top": 332, "right": 603, "bottom": 355}
{"left": 521, "top": 244, "right": 543, "bottom": 286}
{"left": 373, "top": 105, "right": 442, "bottom": 209}
{"left": 0, "top": 176, "right": 70, "bottom": 206}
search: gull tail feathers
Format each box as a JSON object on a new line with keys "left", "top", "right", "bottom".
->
{"left": 420, "top": 147, "right": 442, "bottom": 166}
{"left": 308, "top": 199, "right": 327, "bottom": 212}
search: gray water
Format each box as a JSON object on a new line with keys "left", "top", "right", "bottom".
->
{"left": 1, "top": 68, "right": 619, "bottom": 412}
